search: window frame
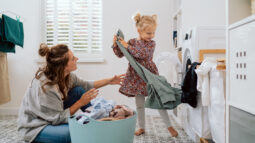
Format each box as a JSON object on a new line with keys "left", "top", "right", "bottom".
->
{"left": 41, "top": 0, "right": 104, "bottom": 63}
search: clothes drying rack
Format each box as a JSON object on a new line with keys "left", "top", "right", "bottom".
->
{"left": 199, "top": 49, "right": 226, "bottom": 70}
{"left": 0, "top": 10, "right": 25, "bottom": 22}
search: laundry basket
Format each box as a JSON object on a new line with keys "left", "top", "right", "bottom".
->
{"left": 68, "top": 112, "right": 137, "bottom": 143}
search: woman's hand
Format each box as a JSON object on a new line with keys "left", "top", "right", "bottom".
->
{"left": 78, "top": 88, "right": 99, "bottom": 106}
{"left": 109, "top": 74, "right": 125, "bottom": 85}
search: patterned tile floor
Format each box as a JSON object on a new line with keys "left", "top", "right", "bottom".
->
{"left": 0, "top": 115, "right": 194, "bottom": 143}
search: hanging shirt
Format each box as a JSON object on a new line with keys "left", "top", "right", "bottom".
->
{"left": 181, "top": 62, "right": 200, "bottom": 108}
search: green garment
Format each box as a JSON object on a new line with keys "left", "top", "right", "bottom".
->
{"left": 115, "top": 30, "right": 182, "bottom": 109}
{"left": 0, "top": 18, "right": 15, "bottom": 53}
{"left": 2, "top": 14, "right": 24, "bottom": 47}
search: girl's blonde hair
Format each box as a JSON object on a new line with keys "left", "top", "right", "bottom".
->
{"left": 133, "top": 13, "right": 157, "bottom": 30}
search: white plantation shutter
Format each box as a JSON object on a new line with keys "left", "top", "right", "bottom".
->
{"left": 44, "top": 0, "right": 103, "bottom": 61}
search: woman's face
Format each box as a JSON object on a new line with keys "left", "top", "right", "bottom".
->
{"left": 64, "top": 50, "right": 78, "bottom": 74}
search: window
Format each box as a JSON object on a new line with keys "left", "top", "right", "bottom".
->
{"left": 43, "top": 0, "right": 103, "bottom": 62}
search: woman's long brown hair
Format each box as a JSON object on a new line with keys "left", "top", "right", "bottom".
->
{"left": 35, "top": 44, "right": 70, "bottom": 100}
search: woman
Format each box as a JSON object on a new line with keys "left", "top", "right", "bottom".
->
{"left": 17, "top": 44, "right": 125, "bottom": 143}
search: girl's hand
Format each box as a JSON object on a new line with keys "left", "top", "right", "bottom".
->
{"left": 109, "top": 74, "right": 125, "bottom": 85}
{"left": 113, "top": 35, "right": 117, "bottom": 47}
{"left": 78, "top": 88, "right": 99, "bottom": 106}
{"left": 119, "top": 38, "right": 129, "bottom": 49}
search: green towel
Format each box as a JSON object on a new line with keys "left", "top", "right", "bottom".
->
{"left": 0, "top": 18, "right": 15, "bottom": 53}
{"left": 115, "top": 29, "right": 182, "bottom": 109}
{"left": 2, "top": 14, "right": 24, "bottom": 47}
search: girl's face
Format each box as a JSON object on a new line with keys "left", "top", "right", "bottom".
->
{"left": 64, "top": 50, "right": 78, "bottom": 74}
{"left": 138, "top": 26, "right": 156, "bottom": 41}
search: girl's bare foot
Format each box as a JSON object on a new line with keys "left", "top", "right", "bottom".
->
{"left": 168, "top": 127, "right": 178, "bottom": 137}
{"left": 135, "top": 128, "right": 145, "bottom": 136}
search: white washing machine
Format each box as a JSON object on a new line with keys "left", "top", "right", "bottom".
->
{"left": 182, "top": 26, "right": 226, "bottom": 78}
{"left": 179, "top": 26, "right": 226, "bottom": 142}
{"left": 155, "top": 51, "right": 181, "bottom": 88}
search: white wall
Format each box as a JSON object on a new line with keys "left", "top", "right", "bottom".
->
{"left": 0, "top": 0, "right": 43, "bottom": 114}
{"left": 181, "top": 0, "right": 226, "bottom": 35}
{"left": 0, "top": 0, "right": 174, "bottom": 115}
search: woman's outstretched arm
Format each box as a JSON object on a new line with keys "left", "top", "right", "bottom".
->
{"left": 94, "top": 74, "right": 125, "bottom": 89}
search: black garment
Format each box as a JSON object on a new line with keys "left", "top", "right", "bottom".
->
{"left": 181, "top": 62, "right": 200, "bottom": 108}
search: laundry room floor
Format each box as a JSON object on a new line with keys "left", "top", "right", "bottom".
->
{"left": 0, "top": 115, "right": 194, "bottom": 143}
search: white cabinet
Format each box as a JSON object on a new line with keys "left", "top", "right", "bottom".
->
{"left": 229, "top": 19, "right": 255, "bottom": 114}
{"left": 227, "top": 0, "right": 255, "bottom": 143}
{"left": 227, "top": 17, "right": 255, "bottom": 143}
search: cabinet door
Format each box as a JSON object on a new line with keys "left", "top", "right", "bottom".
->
{"left": 230, "top": 106, "right": 255, "bottom": 143}
{"left": 229, "top": 20, "right": 255, "bottom": 114}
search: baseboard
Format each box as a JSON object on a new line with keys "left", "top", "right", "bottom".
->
{"left": 0, "top": 107, "right": 19, "bottom": 116}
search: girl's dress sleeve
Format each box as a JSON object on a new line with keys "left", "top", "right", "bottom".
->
{"left": 112, "top": 44, "right": 124, "bottom": 58}
{"left": 127, "top": 40, "right": 155, "bottom": 59}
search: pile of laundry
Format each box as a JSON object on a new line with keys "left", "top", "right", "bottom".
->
{"left": 74, "top": 97, "right": 134, "bottom": 124}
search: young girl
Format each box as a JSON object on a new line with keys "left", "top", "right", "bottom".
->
{"left": 112, "top": 13, "right": 178, "bottom": 137}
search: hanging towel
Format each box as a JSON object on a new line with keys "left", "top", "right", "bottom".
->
{"left": 208, "top": 66, "right": 225, "bottom": 143}
{"left": 0, "top": 52, "right": 11, "bottom": 104}
{"left": 195, "top": 58, "right": 217, "bottom": 106}
{"left": 115, "top": 29, "right": 182, "bottom": 109}
{"left": 0, "top": 18, "right": 15, "bottom": 53}
{"left": 2, "top": 14, "right": 24, "bottom": 47}
{"left": 181, "top": 62, "right": 200, "bottom": 108}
